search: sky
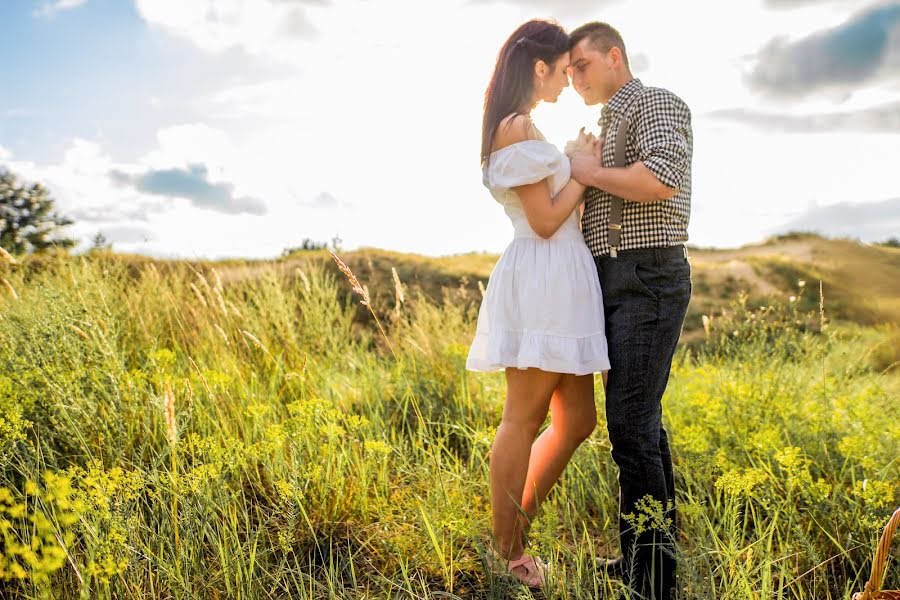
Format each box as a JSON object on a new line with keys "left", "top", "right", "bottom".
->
{"left": 1, "top": 0, "right": 898, "bottom": 259}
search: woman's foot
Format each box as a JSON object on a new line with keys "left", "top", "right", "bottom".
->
{"left": 486, "top": 548, "right": 548, "bottom": 588}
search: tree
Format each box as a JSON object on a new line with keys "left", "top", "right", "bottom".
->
{"left": 281, "top": 237, "right": 328, "bottom": 257}
{"left": 281, "top": 234, "right": 344, "bottom": 257}
{"left": 0, "top": 168, "right": 76, "bottom": 254}
{"left": 90, "top": 231, "right": 112, "bottom": 251}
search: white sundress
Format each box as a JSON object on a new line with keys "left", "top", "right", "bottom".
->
{"left": 465, "top": 138, "right": 611, "bottom": 377}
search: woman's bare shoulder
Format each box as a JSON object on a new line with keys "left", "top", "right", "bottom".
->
{"left": 493, "top": 113, "right": 538, "bottom": 152}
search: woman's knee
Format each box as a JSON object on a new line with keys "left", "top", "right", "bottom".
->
{"left": 565, "top": 407, "right": 597, "bottom": 443}
{"left": 555, "top": 375, "right": 597, "bottom": 442}
{"left": 503, "top": 368, "right": 559, "bottom": 428}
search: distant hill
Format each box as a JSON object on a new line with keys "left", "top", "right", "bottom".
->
{"left": 274, "top": 233, "right": 900, "bottom": 337}
{"left": 13, "top": 233, "right": 900, "bottom": 339}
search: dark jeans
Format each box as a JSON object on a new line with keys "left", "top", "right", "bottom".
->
{"left": 594, "top": 244, "right": 692, "bottom": 600}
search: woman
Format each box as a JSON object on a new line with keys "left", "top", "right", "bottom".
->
{"left": 466, "top": 19, "right": 612, "bottom": 589}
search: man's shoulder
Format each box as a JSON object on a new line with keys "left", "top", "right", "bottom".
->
{"left": 635, "top": 85, "right": 691, "bottom": 117}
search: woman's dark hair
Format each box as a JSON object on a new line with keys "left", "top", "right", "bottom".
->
{"left": 481, "top": 19, "right": 570, "bottom": 167}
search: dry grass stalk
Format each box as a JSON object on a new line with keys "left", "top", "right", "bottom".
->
{"left": 214, "top": 323, "right": 230, "bottom": 346}
{"left": 195, "top": 269, "right": 213, "bottom": 297}
{"left": 241, "top": 329, "right": 272, "bottom": 357}
{"left": 1, "top": 278, "right": 18, "bottom": 300}
{"left": 188, "top": 356, "right": 215, "bottom": 401}
{"left": 213, "top": 287, "right": 228, "bottom": 314}
{"left": 329, "top": 251, "right": 370, "bottom": 306}
{"left": 295, "top": 268, "right": 311, "bottom": 293}
{"left": 189, "top": 283, "right": 208, "bottom": 307}
{"left": 329, "top": 250, "right": 398, "bottom": 360}
{"left": 163, "top": 381, "right": 177, "bottom": 446}
{"left": 391, "top": 267, "right": 405, "bottom": 305}
{"left": 0, "top": 247, "right": 16, "bottom": 265}
{"left": 819, "top": 280, "right": 827, "bottom": 330}
{"left": 68, "top": 324, "right": 89, "bottom": 340}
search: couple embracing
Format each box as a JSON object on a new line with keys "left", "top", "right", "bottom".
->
{"left": 466, "top": 18, "right": 693, "bottom": 600}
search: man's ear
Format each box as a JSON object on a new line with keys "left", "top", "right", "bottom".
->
{"left": 609, "top": 46, "right": 624, "bottom": 68}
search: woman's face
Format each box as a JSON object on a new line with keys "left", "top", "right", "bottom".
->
{"left": 536, "top": 51, "right": 571, "bottom": 103}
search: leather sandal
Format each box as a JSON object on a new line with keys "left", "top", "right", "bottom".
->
{"left": 486, "top": 548, "right": 548, "bottom": 588}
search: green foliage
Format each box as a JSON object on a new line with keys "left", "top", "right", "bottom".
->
{"left": 0, "top": 168, "right": 76, "bottom": 255}
{"left": 0, "top": 253, "right": 896, "bottom": 599}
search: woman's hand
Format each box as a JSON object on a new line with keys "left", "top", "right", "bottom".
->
{"left": 564, "top": 127, "right": 597, "bottom": 158}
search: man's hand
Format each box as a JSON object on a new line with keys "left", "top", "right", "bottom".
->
{"left": 570, "top": 149, "right": 601, "bottom": 187}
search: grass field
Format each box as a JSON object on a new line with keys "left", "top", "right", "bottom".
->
{"left": 0, "top": 236, "right": 898, "bottom": 599}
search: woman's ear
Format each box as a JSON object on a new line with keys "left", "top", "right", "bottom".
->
{"left": 534, "top": 59, "right": 548, "bottom": 78}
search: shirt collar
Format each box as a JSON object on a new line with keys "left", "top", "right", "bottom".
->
{"left": 599, "top": 77, "right": 644, "bottom": 123}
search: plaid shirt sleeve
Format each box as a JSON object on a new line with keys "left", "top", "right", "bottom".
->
{"left": 633, "top": 89, "right": 692, "bottom": 192}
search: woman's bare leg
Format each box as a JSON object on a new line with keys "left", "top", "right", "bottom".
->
{"left": 490, "top": 367, "right": 561, "bottom": 559}
{"left": 519, "top": 372, "right": 597, "bottom": 532}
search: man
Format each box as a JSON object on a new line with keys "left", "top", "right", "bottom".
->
{"left": 567, "top": 21, "right": 693, "bottom": 600}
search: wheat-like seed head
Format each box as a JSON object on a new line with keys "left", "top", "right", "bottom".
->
{"left": 0, "top": 247, "right": 16, "bottom": 265}
{"left": 213, "top": 287, "right": 228, "bottom": 314}
{"left": 164, "top": 381, "right": 177, "bottom": 446}
{"left": 186, "top": 380, "right": 194, "bottom": 411}
{"left": 391, "top": 267, "right": 405, "bottom": 305}
{"left": 295, "top": 268, "right": 311, "bottom": 293}
{"left": 68, "top": 324, "right": 89, "bottom": 340}
{"left": 227, "top": 301, "right": 242, "bottom": 318}
{"left": 197, "top": 271, "right": 213, "bottom": 296}
{"left": 241, "top": 329, "right": 272, "bottom": 356}
{"left": 819, "top": 280, "right": 827, "bottom": 330}
{"left": 189, "top": 283, "right": 208, "bottom": 308}
{"left": 329, "top": 251, "right": 370, "bottom": 306}
{"left": 214, "top": 323, "right": 230, "bottom": 346}
{"left": 1, "top": 278, "right": 18, "bottom": 300}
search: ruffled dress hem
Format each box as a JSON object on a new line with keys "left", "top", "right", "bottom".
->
{"left": 465, "top": 328, "right": 611, "bottom": 376}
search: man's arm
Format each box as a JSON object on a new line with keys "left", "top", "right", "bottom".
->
{"left": 570, "top": 90, "right": 691, "bottom": 203}
{"left": 571, "top": 155, "right": 674, "bottom": 202}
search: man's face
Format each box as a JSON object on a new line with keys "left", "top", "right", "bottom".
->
{"left": 568, "top": 38, "right": 615, "bottom": 106}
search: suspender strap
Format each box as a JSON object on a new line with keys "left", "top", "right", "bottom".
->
{"left": 607, "top": 115, "right": 628, "bottom": 257}
{"left": 607, "top": 89, "right": 645, "bottom": 258}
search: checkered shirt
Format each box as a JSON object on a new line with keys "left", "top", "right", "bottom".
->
{"left": 581, "top": 78, "right": 693, "bottom": 257}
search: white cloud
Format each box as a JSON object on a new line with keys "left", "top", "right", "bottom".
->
{"left": 8, "top": 0, "right": 899, "bottom": 259}
{"left": 33, "top": 0, "right": 87, "bottom": 18}
{"left": 133, "top": 0, "right": 325, "bottom": 64}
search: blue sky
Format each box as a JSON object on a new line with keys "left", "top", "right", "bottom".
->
{"left": 2, "top": 0, "right": 276, "bottom": 163}
{"left": 1, "top": 0, "right": 898, "bottom": 258}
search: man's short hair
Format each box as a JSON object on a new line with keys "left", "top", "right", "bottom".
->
{"left": 569, "top": 22, "right": 629, "bottom": 69}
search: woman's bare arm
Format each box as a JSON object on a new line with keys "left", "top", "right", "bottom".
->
{"left": 495, "top": 115, "right": 586, "bottom": 240}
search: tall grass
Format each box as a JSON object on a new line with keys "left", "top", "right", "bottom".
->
{"left": 0, "top": 252, "right": 896, "bottom": 599}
